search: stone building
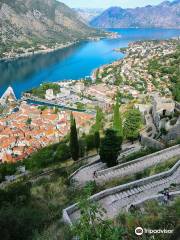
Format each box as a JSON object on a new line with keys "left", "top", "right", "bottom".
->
{"left": 152, "top": 94, "right": 175, "bottom": 129}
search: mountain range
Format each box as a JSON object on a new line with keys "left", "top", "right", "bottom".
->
{"left": 90, "top": 0, "right": 180, "bottom": 28}
{"left": 0, "top": 0, "right": 101, "bottom": 56}
{"left": 75, "top": 8, "right": 104, "bottom": 22}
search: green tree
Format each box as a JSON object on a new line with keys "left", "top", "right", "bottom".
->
{"left": 70, "top": 113, "right": 79, "bottom": 161}
{"left": 99, "top": 129, "right": 122, "bottom": 167}
{"left": 26, "top": 117, "right": 32, "bottom": 126}
{"left": 25, "top": 145, "right": 55, "bottom": 170}
{"left": 79, "top": 138, "right": 86, "bottom": 158}
{"left": 0, "top": 163, "right": 17, "bottom": 183}
{"left": 85, "top": 134, "right": 95, "bottom": 152}
{"left": 123, "top": 109, "right": 142, "bottom": 143}
{"left": 173, "top": 81, "right": 180, "bottom": 102}
{"left": 91, "top": 107, "right": 104, "bottom": 133}
{"left": 0, "top": 182, "right": 31, "bottom": 206}
{"left": 113, "top": 98, "right": 123, "bottom": 138}
{"left": 94, "top": 131, "right": 100, "bottom": 153}
{"left": 55, "top": 143, "right": 71, "bottom": 162}
{"left": 0, "top": 205, "right": 46, "bottom": 240}
{"left": 72, "top": 185, "right": 124, "bottom": 240}
{"left": 29, "top": 83, "right": 60, "bottom": 99}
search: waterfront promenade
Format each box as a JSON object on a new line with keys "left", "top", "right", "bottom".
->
{"left": 22, "top": 95, "right": 95, "bottom": 114}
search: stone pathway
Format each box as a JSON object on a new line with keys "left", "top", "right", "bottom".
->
{"left": 96, "top": 144, "right": 180, "bottom": 185}
{"left": 71, "top": 161, "right": 106, "bottom": 186}
{"left": 63, "top": 159, "right": 180, "bottom": 224}
{"left": 71, "top": 142, "right": 142, "bottom": 186}
{"left": 118, "top": 144, "right": 142, "bottom": 163}
{"left": 71, "top": 144, "right": 180, "bottom": 186}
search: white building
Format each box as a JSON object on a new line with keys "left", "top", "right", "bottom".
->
{"left": 72, "top": 82, "right": 85, "bottom": 93}
{"left": 45, "top": 89, "right": 54, "bottom": 100}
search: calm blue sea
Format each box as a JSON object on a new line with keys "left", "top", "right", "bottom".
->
{"left": 0, "top": 28, "right": 180, "bottom": 98}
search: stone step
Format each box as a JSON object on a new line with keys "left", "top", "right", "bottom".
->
{"left": 72, "top": 145, "right": 180, "bottom": 187}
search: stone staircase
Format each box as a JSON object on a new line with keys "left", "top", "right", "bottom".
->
{"left": 117, "top": 145, "right": 142, "bottom": 163}
{"left": 70, "top": 143, "right": 142, "bottom": 186}
{"left": 71, "top": 145, "right": 180, "bottom": 186}
{"left": 126, "top": 190, "right": 180, "bottom": 212}
{"left": 95, "top": 144, "right": 180, "bottom": 185}
{"left": 63, "top": 158, "right": 180, "bottom": 225}
{"left": 71, "top": 161, "right": 106, "bottom": 186}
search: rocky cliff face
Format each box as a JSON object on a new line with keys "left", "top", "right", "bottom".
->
{"left": 90, "top": 0, "right": 180, "bottom": 28}
{"left": 0, "top": 0, "right": 100, "bottom": 55}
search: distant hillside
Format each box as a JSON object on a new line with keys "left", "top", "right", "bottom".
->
{"left": 75, "top": 8, "right": 104, "bottom": 22}
{"left": 0, "top": 0, "right": 102, "bottom": 57}
{"left": 90, "top": 0, "right": 180, "bottom": 28}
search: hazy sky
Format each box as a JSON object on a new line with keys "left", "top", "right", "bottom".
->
{"left": 59, "top": 0, "right": 173, "bottom": 9}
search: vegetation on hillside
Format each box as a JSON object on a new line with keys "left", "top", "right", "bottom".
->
{"left": 27, "top": 82, "right": 60, "bottom": 99}
{"left": 148, "top": 45, "right": 180, "bottom": 101}
{"left": 72, "top": 183, "right": 180, "bottom": 240}
{"left": 123, "top": 108, "right": 142, "bottom": 142}
{"left": 0, "top": 142, "right": 71, "bottom": 182}
{"left": 0, "top": 130, "right": 99, "bottom": 183}
{"left": 0, "top": 0, "right": 104, "bottom": 58}
{"left": 116, "top": 197, "right": 180, "bottom": 240}
{"left": 72, "top": 185, "right": 124, "bottom": 240}
{"left": 0, "top": 127, "right": 179, "bottom": 240}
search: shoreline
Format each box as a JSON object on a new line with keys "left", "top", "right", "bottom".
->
{"left": 1, "top": 33, "right": 179, "bottom": 100}
{"left": 0, "top": 32, "right": 120, "bottom": 63}
{"left": 0, "top": 41, "right": 79, "bottom": 63}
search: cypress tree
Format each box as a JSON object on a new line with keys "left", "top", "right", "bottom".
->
{"left": 91, "top": 107, "right": 104, "bottom": 133}
{"left": 113, "top": 98, "right": 123, "bottom": 138}
{"left": 70, "top": 113, "right": 79, "bottom": 161}
{"left": 94, "top": 131, "right": 100, "bottom": 153}
{"left": 95, "top": 107, "right": 102, "bottom": 131}
{"left": 99, "top": 129, "right": 122, "bottom": 167}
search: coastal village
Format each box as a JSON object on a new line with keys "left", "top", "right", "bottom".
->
{"left": 0, "top": 87, "right": 95, "bottom": 163}
{"left": 93, "top": 39, "right": 179, "bottom": 96}
{"left": 0, "top": 39, "right": 180, "bottom": 165}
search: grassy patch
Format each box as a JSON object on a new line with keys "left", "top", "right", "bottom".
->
{"left": 115, "top": 197, "right": 180, "bottom": 240}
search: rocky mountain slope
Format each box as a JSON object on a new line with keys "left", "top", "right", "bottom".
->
{"left": 90, "top": 0, "right": 180, "bottom": 28}
{"left": 0, "top": 0, "right": 101, "bottom": 57}
{"left": 75, "top": 8, "right": 104, "bottom": 22}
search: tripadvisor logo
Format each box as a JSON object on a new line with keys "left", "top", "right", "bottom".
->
{"left": 135, "top": 227, "right": 144, "bottom": 236}
{"left": 135, "top": 227, "right": 174, "bottom": 236}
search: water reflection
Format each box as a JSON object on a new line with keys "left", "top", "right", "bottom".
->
{"left": 0, "top": 42, "right": 85, "bottom": 87}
